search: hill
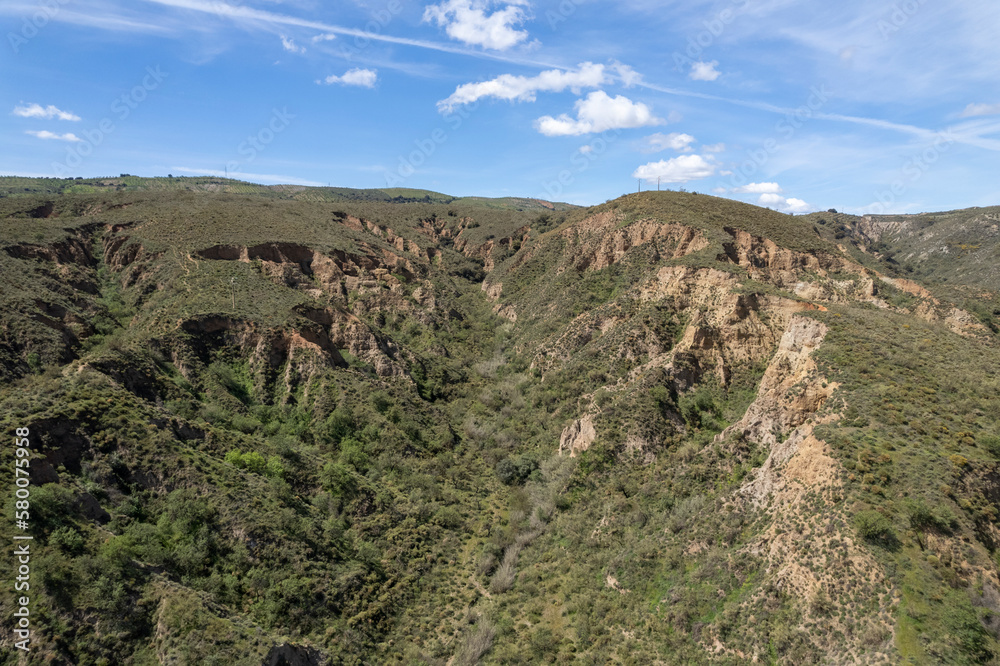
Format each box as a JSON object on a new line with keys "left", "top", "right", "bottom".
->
{"left": 0, "top": 176, "right": 578, "bottom": 212}
{"left": 2, "top": 184, "right": 1000, "bottom": 664}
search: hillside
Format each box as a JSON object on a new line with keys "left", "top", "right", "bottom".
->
{"left": 2, "top": 183, "right": 1000, "bottom": 665}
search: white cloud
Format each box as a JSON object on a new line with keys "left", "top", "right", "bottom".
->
{"left": 318, "top": 68, "right": 378, "bottom": 88}
{"left": 280, "top": 35, "right": 305, "bottom": 54}
{"left": 632, "top": 154, "right": 715, "bottom": 183}
{"left": 12, "top": 103, "right": 81, "bottom": 121}
{"left": 735, "top": 182, "right": 783, "bottom": 194}
{"left": 689, "top": 60, "right": 720, "bottom": 82}
{"left": 25, "top": 130, "right": 82, "bottom": 142}
{"left": 960, "top": 102, "right": 1000, "bottom": 118}
{"left": 423, "top": 0, "right": 530, "bottom": 51}
{"left": 579, "top": 145, "right": 593, "bottom": 154}
{"left": 639, "top": 132, "right": 696, "bottom": 153}
{"left": 703, "top": 142, "right": 725, "bottom": 153}
{"left": 437, "top": 61, "right": 613, "bottom": 112}
{"left": 783, "top": 198, "right": 812, "bottom": 214}
{"left": 712, "top": 187, "right": 727, "bottom": 194}
{"left": 311, "top": 33, "right": 337, "bottom": 43}
{"left": 757, "top": 193, "right": 813, "bottom": 214}
{"left": 612, "top": 61, "right": 642, "bottom": 87}
{"left": 535, "top": 91, "right": 663, "bottom": 136}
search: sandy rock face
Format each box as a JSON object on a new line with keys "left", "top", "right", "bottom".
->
{"left": 710, "top": 315, "right": 895, "bottom": 663}
{"left": 559, "top": 415, "right": 597, "bottom": 457}
{"left": 722, "top": 317, "right": 834, "bottom": 455}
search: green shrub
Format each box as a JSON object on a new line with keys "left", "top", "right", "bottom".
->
{"left": 496, "top": 454, "right": 537, "bottom": 486}
{"left": 981, "top": 434, "right": 1000, "bottom": 458}
{"left": 321, "top": 462, "right": 355, "bottom": 496}
{"left": 433, "top": 506, "right": 464, "bottom": 529}
{"left": 904, "top": 497, "right": 955, "bottom": 533}
{"left": 338, "top": 437, "right": 369, "bottom": 473}
{"left": 265, "top": 455, "right": 285, "bottom": 479}
{"left": 323, "top": 407, "right": 355, "bottom": 444}
{"left": 853, "top": 510, "right": 894, "bottom": 543}
{"left": 226, "top": 449, "right": 283, "bottom": 477}
{"left": 49, "top": 526, "right": 85, "bottom": 555}
{"left": 230, "top": 414, "right": 262, "bottom": 434}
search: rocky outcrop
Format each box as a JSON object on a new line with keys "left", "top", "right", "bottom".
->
{"left": 4, "top": 236, "right": 96, "bottom": 267}
{"left": 633, "top": 266, "right": 825, "bottom": 389}
{"left": 853, "top": 215, "right": 912, "bottom": 245}
{"left": 720, "top": 317, "right": 834, "bottom": 459}
{"left": 174, "top": 305, "right": 406, "bottom": 388}
{"left": 264, "top": 643, "right": 327, "bottom": 666}
{"left": 559, "top": 415, "right": 597, "bottom": 457}
{"left": 454, "top": 225, "right": 530, "bottom": 272}
{"left": 194, "top": 242, "right": 415, "bottom": 298}
{"left": 561, "top": 213, "right": 709, "bottom": 272}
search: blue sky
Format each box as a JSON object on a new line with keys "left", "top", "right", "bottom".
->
{"left": 2, "top": 0, "right": 999, "bottom": 213}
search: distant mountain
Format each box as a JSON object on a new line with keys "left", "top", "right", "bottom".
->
{"left": 2, "top": 185, "right": 999, "bottom": 664}
{"left": 0, "top": 175, "right": 578, "bottom": 212}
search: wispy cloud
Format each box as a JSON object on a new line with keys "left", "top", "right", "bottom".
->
{"left": 280, "top": 35, "right": 305, "bottom": 54}
{"left": 689, "top": 60, "right": 720, "bottom": 82}
{"left": 25, "top": 130, "right": 83, "bottom": 142}
{"left": 639, "top": 132, "right": 696, "bottom": 153}
{"left": 438, "top": 62, "right": 636, "bottom": 112}
{"left": 318, "top": 68, "right": 378, "bottom": 88}
{"left": 960, "top": 103, "right": 1000, "bottom": 118}
{"left": 142, "top": 0, "right": 562, "bottom": 69}
{"left": 637, "top": 80, "right": 1000, "bottom": 153}
{"left": 0, "top": 2, "right": 174, "bottom": 34}
{"left": 13, "top": 103, "right": 81, "bottom": 121}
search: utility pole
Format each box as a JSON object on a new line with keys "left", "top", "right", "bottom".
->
{"left": 657, "top": 176, "right": 660, "bottom": 191}
{"left": 637, "top": 179, "right": 641, "bottom": 193}
{"left": 230, "top": 277, "right": 236, "bottom": 311}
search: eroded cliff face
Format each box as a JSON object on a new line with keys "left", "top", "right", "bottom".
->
{"left": 705, "top": 317, "right": 894, "bottom": 664}
{"left": 560, "top": 212, "right": 709, "bottom": 272}
{"left": 0, "top": 227, "right": 105, "bottom": 377}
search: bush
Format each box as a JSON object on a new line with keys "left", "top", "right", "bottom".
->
{"left": 496, "top": 455, "right": 537, "bottom": 486}
{"left": 853, "top": 510, "right": 894, "bottom": 543}
{"left": 226, "top": 450, "right": 283, "bottom": 477}
{"left": 265, "top": 455, "right": 285, "bottom": 479}
{"left": 981, "top": 434, "right": 1000, "bottom": 458}
{"left": 338, "top": 437, "right": 369, "bottom": 473}
{"left": 321, "top": 462, "right": 355, "bottom": 496}
{"left": 453, "top": 618, "right": 497, "bottom": 666}
{"left": 433, "top": 506, "right": 464, "bottom": 529}
{"left": 230, "top": 414, "right": 261, "bottom": 434}
{"left": 240, "top": 451, "right": 267, "bottom": 474}
{"left": 323, "top": 407, "right": 355, "bottom": 445}
{"left": 49, "top": 526, "right": 85, "bottom": 555}
{"left": 905, "top": 497, "right": 954, "bottom": 533}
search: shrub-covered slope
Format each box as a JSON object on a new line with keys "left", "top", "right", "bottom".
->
{"left": 2, "top": 185, "right": 1000, "bottom": 665}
